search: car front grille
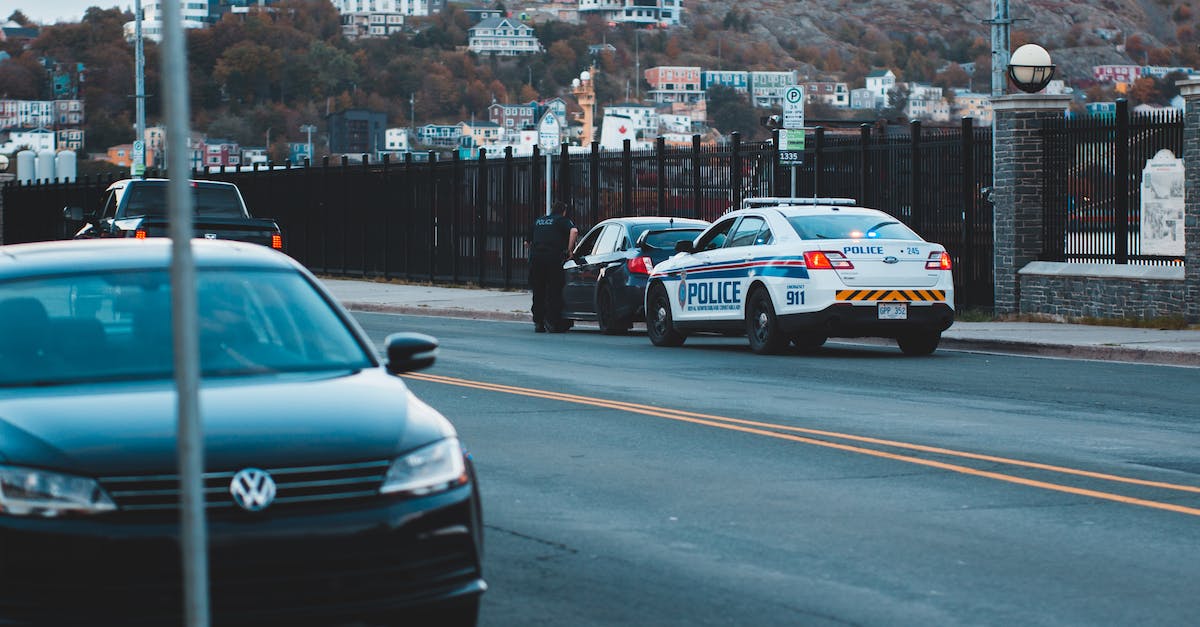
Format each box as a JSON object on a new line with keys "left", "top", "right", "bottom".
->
{"left": 98, "top": 459, "right": 392, "bottom": 513}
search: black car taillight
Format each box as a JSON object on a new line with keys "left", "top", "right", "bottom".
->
{"left": 626, "top": 256, "right": 654, "bottom": 274}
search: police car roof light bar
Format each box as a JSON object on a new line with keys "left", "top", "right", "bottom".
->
{"left": 740, "top": 197, "right": 858, "bottom": 210}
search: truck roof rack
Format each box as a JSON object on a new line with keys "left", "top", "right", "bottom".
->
{"left": 740, "top": 197, "right": 858, "bottom": 210}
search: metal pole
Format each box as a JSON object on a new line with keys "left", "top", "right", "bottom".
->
{"left": 162, "top": 0, "right": 208, "bottom": 624}
{"left": 988, "top": 0, "right": 1011, "bottom": 97}
{"left": 135, "top": 0, "right": 146, "bottom": 170}
{"left": 544, "top": 150, "right": 552, "bottom": 215}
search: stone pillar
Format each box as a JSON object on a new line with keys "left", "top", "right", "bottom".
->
{"left": 990, "top": 94, "right": 1072, "bottom": 315}
{"left": 1179, "top": 79, "right": 1200, "bottom": 322}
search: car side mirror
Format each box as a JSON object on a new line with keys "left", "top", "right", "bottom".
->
{"left": 63, "top": 206, "right": 88, "bottom": 222}
{"left": 674, "top": 240, "right": 694, "bottom": 254}
{"left": 385, "top": 332, "right": 438, "bottom": 374}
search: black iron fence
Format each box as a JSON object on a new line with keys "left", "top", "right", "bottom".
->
{"left": 1041, "top": 99, "right": 1185, "bottom": 265}
{"left": 2, "top": 124, "right": 995, "bottom": 308}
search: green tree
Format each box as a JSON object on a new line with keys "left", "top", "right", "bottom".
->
{"left": 213, "top": 41, "right": 285, "bottom": 104}
{"left": 707, "top": 86, "right": 760, "bottom": 137}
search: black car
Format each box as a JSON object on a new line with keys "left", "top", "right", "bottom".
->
{"left": 0, "top": 239, "right": 484, "bottom": 626}
{"left": 562, "top": 217, "right": 709, "bottom": 334}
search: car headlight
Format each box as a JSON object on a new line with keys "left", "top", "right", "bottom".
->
{"left": 381, "top": 438, "right": 468, "bottom": 497}
{"left": 0, "top": 466, "right": 117, "bottom": 517}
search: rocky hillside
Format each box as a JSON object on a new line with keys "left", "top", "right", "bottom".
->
{"left": 674, "top": 0, "right": 1198, "bottom": 86}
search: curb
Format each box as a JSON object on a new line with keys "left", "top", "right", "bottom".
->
{"left": 343, "top": 302, "right": 1200, "bottom": 368}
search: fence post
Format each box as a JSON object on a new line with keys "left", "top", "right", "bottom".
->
{"left": 452, "top": 149, "right": 462, "bottom": 284}
{"left": 731, "top": 131, "right": 742, "bottom": 211}
{"left": 990, "top": 93, "right": 1073, "bottom": 315}
{"left": 960, "top": 117, "right": 975, "bottom": 309}
{"left": 319, "top": 156, "right": 329, "bottom": 274}
{"left": 691, "top": 134, "right": 702, "bottom": 219}
{"left": 622, "top": 139, "right": 632, "bottom": 216}
{"left": 910, "top": 120, "right": 922, "bottom": 235}
{"left": 360, "top": 155, "right": 369, "bottom": 277}
{"left": 1114, "top": 98, "right": 1129, "bottom": 264}
{"left": 531, "top": 145, "right": 542, "bottom": 216}
{"left": 559, "top": 142, "right": 571, "bottom": 205}
{"left": 381, "top": 153, "right": 390, "bottom": 280}
{"left": 404, "top": 152, "right": 414, "bottom": 281}
{"left": 504, "top": 146, "right": 514, "bottom": 289}
{"left": 477, "top": 148, "right": 488, "bottom": 286}
{"left": 428, "top": 151, "right": 438, "bottom": 284}
{"left": 590, "top": 140, "right": 600, "bottom": 223}
{"left": 1177, "top": 78, "right": 1200, "bottom": 322}
{"left": 813, "top": 126, "right": 824, "bottom": 198}
{"left": 656, "top": 136, "right": 666, "bottom": 215}
{"left": 858, "top": 124, "right": 870, "bottom": 205}
{"left": 771, "top": 129, "right": 782, "bottom": 197}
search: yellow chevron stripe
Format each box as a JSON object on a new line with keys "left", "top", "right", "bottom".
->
{"left": 836, "top": 289, "right": 946, "bottom": 302}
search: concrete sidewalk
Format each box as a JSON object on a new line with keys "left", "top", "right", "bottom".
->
{"left": 322, "top": 278, "right": 1200, "bottom": 367}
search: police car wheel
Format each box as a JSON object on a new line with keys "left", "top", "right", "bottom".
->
{"left": 791, "top": 333, "right": 827, "bottom": 353}
{"left": 897, "top": 331, "right": 941, "bottom": 356}
{"left": 647, "top": 283, "right": 685, "bottom": 347}
{"left": 745, "top": 288, "right": 788, "bottom": 355}
{"left": 598, "top": 287, "right": 631, "bottom": 335}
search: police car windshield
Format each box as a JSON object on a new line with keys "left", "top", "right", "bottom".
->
{"left": 788, "top": 214, "right": 919, "bottom": 240}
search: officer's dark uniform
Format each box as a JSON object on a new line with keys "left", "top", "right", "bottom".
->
{"left": 528, "top": 209, "right": 576, "bottom": 332}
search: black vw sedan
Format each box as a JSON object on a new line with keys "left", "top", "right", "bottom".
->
{"left": 0, "top": 239, "right": 484, "bottom": 625}
{"left": 562, "top": 217, "right": 708, "bottom": 334}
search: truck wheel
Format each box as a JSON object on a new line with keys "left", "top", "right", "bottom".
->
{"left": 898, "top": 331, "right": 941, "bottom": 356}
{"left": 646, "top": 283, "right": 685, "bottom": 347}
{"left": 746, "top": 288, "right": 788, "bottom": 354}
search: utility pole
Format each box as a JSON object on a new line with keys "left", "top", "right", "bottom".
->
{"left": 134, "top": 0, "right": 146, "bottom": 175}
{"left": 634, "top": 30, "right": 640, "bottom": 101}
{"left": 409, "top": 94, "right": 416, "bottom": 136}
{"left": 985, "top": 0, "right": 1012, "bottom": 97}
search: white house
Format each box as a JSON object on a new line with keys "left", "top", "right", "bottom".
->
{"left": 951, "top": 90, "right": 993, "bottom": 126}
{"left": 903, "top": 83, "right": 950, "bottom": 122}
{"left": 577, "top": 0, "right": 681, "bottom": 27}
{"left": 748, "top": 71, "right": 797, "bottom": 108}
{"left": 384, "top": 128, "right": 410, "bottom": 153}
{"left": 1, "top": 127, "right": 57, "bottom": 154}
{"left": 468, "top": 17, "right": 543, "bottom": 56}
{"left": 123, "top": 1, "right": 212, "bottom": 43}
{"left": 865, "top": 69, "right": 897, "bottom": 108}
{"left": 603, "top": 103, "right": 658, "bottom": 136}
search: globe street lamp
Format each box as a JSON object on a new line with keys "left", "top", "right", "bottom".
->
{"left": 1007, "top": 44, "right": 1056, "bottom": 94}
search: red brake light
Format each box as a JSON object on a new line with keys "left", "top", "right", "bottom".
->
{"left": 626, "top": 256, "right": 653, "bottom": 274}
{"left": 134, "top": 229, "right": 147, "bottom": 239}
{"left": 271, "top": 234, "right": 283, "bottom": 250}
{"left": 927, "top": 251, "right": 952, "bottom": 270}
{"left": 803, "top": 251, "right": 853, "bottom": 270}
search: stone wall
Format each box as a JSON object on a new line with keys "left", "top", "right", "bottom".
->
{"left": 1181, "top": 79, "right": 1200, "bottom": 321}
{"left": 1019, "top": 262, "right": 1186, "bottom": 319}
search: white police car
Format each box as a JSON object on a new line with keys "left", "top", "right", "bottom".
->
{"left": 644, "top": 198, "right": 955, "bottom": 355}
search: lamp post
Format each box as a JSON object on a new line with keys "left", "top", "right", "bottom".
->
{"left": 299, "top": 124, "right": 316, "bottom": 163}
{"left": 1007, "top": 44, "right": 1056, "bottom": 93}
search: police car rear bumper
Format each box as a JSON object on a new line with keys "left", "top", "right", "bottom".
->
{"left": 779, "top": 303, "right": 954, "bottom": 338}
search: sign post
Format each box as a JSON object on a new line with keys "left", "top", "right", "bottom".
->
{"left": 781, "top": 86, "right": 805, "bottom": 196}
{"left": 131, "top": 140, "right": 146, "bottom": 178}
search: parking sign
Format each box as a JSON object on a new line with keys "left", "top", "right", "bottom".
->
{"left": 783, "top": 86, "right": 805, "bottom": 130}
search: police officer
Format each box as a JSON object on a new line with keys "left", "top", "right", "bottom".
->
{"left": 527, "top": 201, "right": 578, "bottom": 333}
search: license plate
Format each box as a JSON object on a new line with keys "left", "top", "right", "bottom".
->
{"left": 878, "top": 303, "right": 908, "bottom": 320}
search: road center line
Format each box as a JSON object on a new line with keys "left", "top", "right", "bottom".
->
{"left": 406, "top": 372, "right": 1200, "bottom": 517}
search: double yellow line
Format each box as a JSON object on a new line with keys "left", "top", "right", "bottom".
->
{"left": 406, "top": 372, "right": 1200, "bottom": 517}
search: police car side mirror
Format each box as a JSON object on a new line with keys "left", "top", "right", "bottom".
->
{"left": 674, "top": 240, "right": 694, "bottom": 254}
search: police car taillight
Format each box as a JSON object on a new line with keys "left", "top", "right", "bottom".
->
{"left": 803, "top": 251, "right": 853, "bottom": 270}
{"left": 627, "top": 256, "right": 654, "bottom": 274}
{"left": 926, "top": 251, "right": 952, "bottom": 270}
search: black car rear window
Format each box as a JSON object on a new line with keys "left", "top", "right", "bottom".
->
{"left": 787, "top": 214, "right": 919, "bottom": 240}
{"left": 639, "top": 228, "right": 705, "bottom": 249}
{"left": 122, "top": 184, "right": 246, "bottom": 218}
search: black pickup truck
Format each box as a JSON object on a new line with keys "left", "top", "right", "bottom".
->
{"left": 64, "top": 178, "right": 282, "bottom": 250}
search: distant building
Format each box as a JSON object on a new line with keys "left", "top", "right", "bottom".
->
{"left": 123, "top": 1, "right": 215, "bottom": 43}
{"left": 1085, "top": 101, "right": 1118, "bottom": 117}
{"left": 603, "top": 103, "right": 657, "bottom": 136}
{"left": 488, "top": 102, "right": 538, "bottom": 133}
{"left": 1092, "top": 65, "right": 1141, "bottom": 83}
{"left": 849, "top": 87, "right": 876, "bottom": 110}
{"left": 203, "top": 139, "right": 242, "bottom": 168}
{"left": 865, "top": 69, "right": 896, "bottom": 108}
{"left": 801, "top": 81, "right": 849, "bottom": 108}
{"left": 748, "top": 71, "right": 797, "bottom": 108}
{"left": 56, "top": 128, "right": 85, "bottom": 152}
{"left": 702, "top": 70, "right": 749, "bottom": 93}
{"left": 327, "top": 109, "right": 387, "bottom": 155}
{"left": 458, "top": 120, "right": 502, "bottom": 148}
{"left": 0, "top": 128, "right": 56, "bottom": 154}
{"left": 904, "top": 83, "right": 949, "bottom": 122}
{"left": 468, "top": 17, "right": 543, "bottom": 56}
{"left": 385, "top": 128, "right": 410, "bottom": 152}
{"left": 417, "top": 124, "right": 461, "bottom": 147}
{"left": 463, "top": 8, "right": 505, "bottom": 24}
{"left": 577, "top": 0, "right": 682, "bottom": 27}
{"left": 951, "top": 90, "right": 993, "bottom": 126}
{"left": 645, "top": 66, "right": 703, "bottom": 104}
{"left": 331, "top": 0, "right": 445, "bottom": 39}
{"left": 0, "top": 20, "right": 40, "bottom": 43}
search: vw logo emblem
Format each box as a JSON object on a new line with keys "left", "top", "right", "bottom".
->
{"left": 230, "top": 468, "right": 277, "bottom": 512}
{"left": 883, "top": 256, "right": 899, "bottom": 264}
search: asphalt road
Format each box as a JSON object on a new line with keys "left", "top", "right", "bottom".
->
{"left": 354, "top": 312, "right": 1200, "bottom": 627}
